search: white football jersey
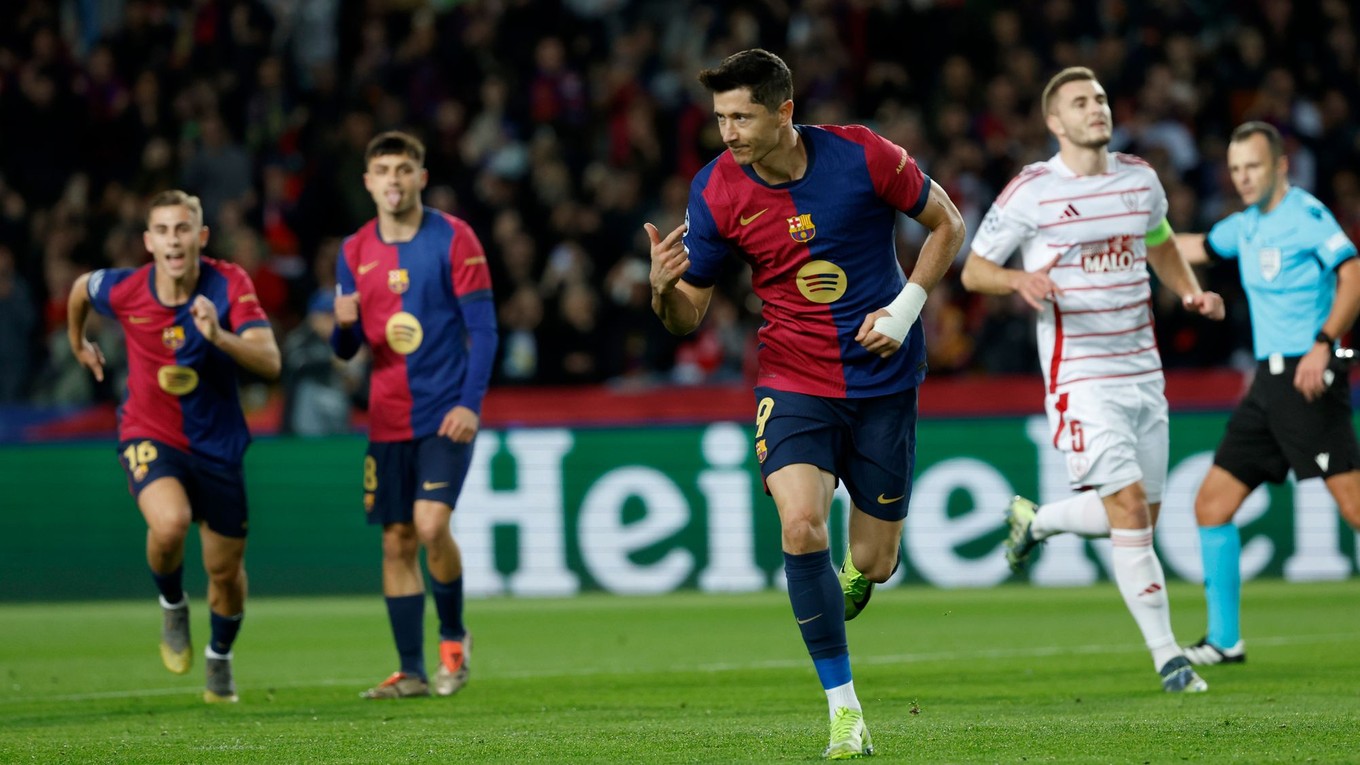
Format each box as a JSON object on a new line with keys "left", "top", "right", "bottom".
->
{"left": 972, "top": 152, "right": 1169, "bottom": 392}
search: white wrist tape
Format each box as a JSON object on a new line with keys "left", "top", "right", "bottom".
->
{"left": 871, "top": 282, "right": 927, "bottom": 343}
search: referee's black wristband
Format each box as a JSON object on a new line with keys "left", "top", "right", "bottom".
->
{"left": 1316, "top": 330, "right": 1333, "bottom": 346}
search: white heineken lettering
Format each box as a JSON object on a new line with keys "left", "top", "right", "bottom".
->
{"left": 579, "top": 466, "right": 693, "bottom": 594}
{"left": 1284, "top": 478, "right": 1351, "bottom": 580}
{"left": 455, "top": 430, "right": 581, "bottom": 597}
{"left": 697, "top": 424, "right": 766, "bottom": 591}
{"left": 906, "top": 457, "right": 1015, "bottom": 587}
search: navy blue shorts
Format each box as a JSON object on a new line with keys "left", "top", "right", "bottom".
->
{"left": 752, "top": 386, "right": 919, "bottom": 521}
{"left": 118, "top": 439, "right": 249, "bottom": 538}
{"left": 363, "top": 435, "right": 474, "bottom": 525}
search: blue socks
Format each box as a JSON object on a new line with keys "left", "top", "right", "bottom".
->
{"left": 209, "top": 611, "right": 244, "bottom": 655}
{"left": 385, "top": 594, "right": 427, "bottom": 679}
{"left": 783, "top": 550, "right": 850, "bottom": 690}
{"left": 151, "top": 565, "right": 184, "bottom": 605}
{"left": 1199, "top": 523, "right": 1242, "bottom": 648}
{"left": 430, "top": 576, "right": 466, "bottom": 641}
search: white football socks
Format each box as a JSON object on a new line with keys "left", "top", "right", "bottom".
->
{"left": 1030, "top": 489, "right": 1110, "bottom": 539}
{"left": 825, "top": 681, "right": 862, "bottom": 717}
{"left": 1110, "top": 527, "right": 1180, "bottom": 669}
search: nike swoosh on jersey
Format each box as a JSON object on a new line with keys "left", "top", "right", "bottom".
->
{"left": 796, "top": 613, "right": 822, "bottom": 625}
{"left": 358, "top": 261, "right": 380, "bottom": 275}
{"left": 739, "top": 208, "right": 769, "bottom": 226}
{"left": 877, "top": 494, "right": 904, "bottom": 504}
{"left": 422, "top": 481, "right": 450, "bottom": 490}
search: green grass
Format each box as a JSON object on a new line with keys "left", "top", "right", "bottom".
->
{"left": 2, "top": 580, "right": 1359, "bottom": 763}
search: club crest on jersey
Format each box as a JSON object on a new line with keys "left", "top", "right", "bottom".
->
{"left": 787, "top": 213, "right": 816, "bottom": 243}
{"left": 1121, "top": 190, "right": 1140, "bottom": 212}
{"left": 796, "top": 260, "right": 848, "bottom": 304}
{"left": 755, "top": 438, "right": 768, "bottom": 463}
{"left": 1258, "top": 247, "right": 1281, "bottom": 281}
{"left": 162, "top": 326, "right": 186, "bottom": 349}
{"left": 388, "top": 268, "right": 410, "bottom": 294}
{"left": 1081, "top": 235, "right": 1137, "bottom": 273}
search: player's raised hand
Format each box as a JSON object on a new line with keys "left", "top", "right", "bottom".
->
{"left": 1014, "top": 256, "right": 1063, "bottom": 311}
{"left": 1183, "top": 291, "right": 1225, "bottom": 321}
{"left": 72, "top": 337, "right": 106, "bottom": 382}
{"left": 190, "top": 295, "right": 220, "bottom": 343}
{"left": 645, "top": 222, "right": 689, "bottom": 295}
{"left": 855, "top": 308, "right": 904, "bottom": 358}
{"left": 438, "top": 405, "right": 480, "bottom": 443}
{"left": 334, "top": 290, "right": 361, "bottom": 328}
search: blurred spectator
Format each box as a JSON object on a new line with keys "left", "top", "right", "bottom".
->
{"left": 0, "top": 244, "right": 37, "bottom": 401}
{"left": 280, "top": 289, "right": 361, "bottom": 435}
{"left": 179, "top": 112, "right": 253, "bottom": 230}
{"left": 0, "top": 0, "right": 1350, "bottom": 409}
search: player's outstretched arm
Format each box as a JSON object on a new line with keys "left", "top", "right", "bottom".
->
{"left": 1173, "top": 233, "right": 1209, "bottom": 265}
{"left": 960, "top": 253, "right": 1062, "bottom": 311}
{"left": 191, "top": 295, "right": 282, "bottom": 380}
{"left": 645, "top": 221, "right": 713, "bottom": 336}
{"left": 66, "top": 272, "right": 106, "bottom": 382}
{"left": 1146, "top": 238, "right": 1224, "bottom": 321}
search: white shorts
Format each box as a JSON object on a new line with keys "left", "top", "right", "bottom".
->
{"left": 1043, "top": 378, "right": 1168, "bottom": 503}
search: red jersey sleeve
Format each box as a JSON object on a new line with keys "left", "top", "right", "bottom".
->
{"left": 449, "top": 218, "right": 493, "bottom": 298}
{"left": 832, "top": 124, "right": 928, "bottom": 217}
{"left": 222, "top": 262, "right": 271, "bottom": 331}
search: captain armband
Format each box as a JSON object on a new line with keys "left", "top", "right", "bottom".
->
{"left": 1145, "top": 218, "right": 1173, "bottom": 247}
{"left": 871, "top": 282, "right": 928, "bottom": 344}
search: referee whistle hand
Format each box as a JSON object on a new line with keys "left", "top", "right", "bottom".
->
{"left": 645, "top": 221, "right": 689, "bottom": 295}
{"left": 1294, "top": 348, "right": 1331, "bottom": 402}
{"left": 1183, "top": 291, "right": 1225, "bottom": 321}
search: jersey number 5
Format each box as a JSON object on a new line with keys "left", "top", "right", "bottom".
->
{"left": 1069, "top": 421, "right": 1086, "bottom": 453}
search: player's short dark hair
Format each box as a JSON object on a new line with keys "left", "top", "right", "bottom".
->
{"left": 145, "top": 189, "right": 203, "bottom": 228}
{"left": 697, "top": 48, "right": 793, "bottom": 113}
{"left": 1041, "top": 66, "right": 1098, "bottom": 114}
{"left": 1230, "top": 121, "right": 1285, "bottom": 161}
{"left": 365, "top": 130, "right": 425, "bottom": 165}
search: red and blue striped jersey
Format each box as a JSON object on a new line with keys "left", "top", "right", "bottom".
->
{"left": 681, "top": 124, "right": 931, "bottom": 398}
{"left": 88, "top": 257, "right": 270, "bottom": 465}
{"left": 335, "top": 208, "right": 496, "bottom": 442}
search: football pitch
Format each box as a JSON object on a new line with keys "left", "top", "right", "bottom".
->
{"left": 2, "top": 581, "right": 1358, "bottom": 763}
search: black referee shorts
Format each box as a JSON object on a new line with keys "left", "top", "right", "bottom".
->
{"left": 1214, "top": 355, "right": 1360, "bottom": 489}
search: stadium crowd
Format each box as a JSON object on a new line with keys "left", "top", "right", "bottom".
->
{"left": 2, "top": 0, "right": 1358, "bottom": 421}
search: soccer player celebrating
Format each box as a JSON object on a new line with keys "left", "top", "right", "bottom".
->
{"left": 1173, "top": 121, "right": 1360, "bottom": 666}
{"left": 647, "top": 49, "right": 964, "bottom": 758}
{"left": 960, "top": 67, "right": 1223, "bottom": 693}
{"left": 332, "top": 131, "right": 497, "bottom": 699}
{"left": 68, "top": 190, "right": 281, "bottom": 703}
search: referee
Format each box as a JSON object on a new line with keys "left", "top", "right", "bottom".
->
{"left": 1175, "top": 121, "right": 1360, "bottom": 666}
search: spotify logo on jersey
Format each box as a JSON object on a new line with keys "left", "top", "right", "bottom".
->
{"left": 385, "top": 311, "right": 424, "bottom": 355}
{"left": 796, "top": 260, "right": 847, "bottom": 304}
